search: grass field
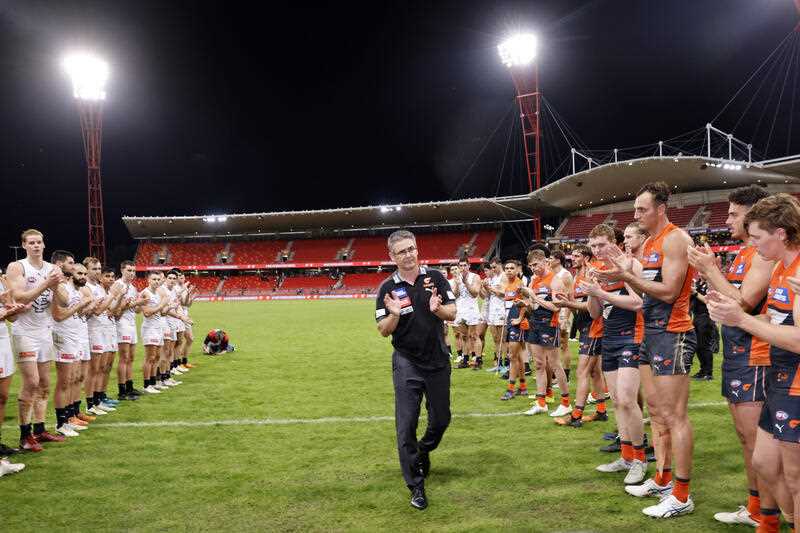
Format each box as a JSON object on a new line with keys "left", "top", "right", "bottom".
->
{"left": 3, "top": 300, "right": 751, "bottom": 532}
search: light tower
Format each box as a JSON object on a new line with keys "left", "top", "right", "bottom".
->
{"left": 498, "top": 33, "right": 542, "bottom": 240}
{"left": 63, "top": 53, "right": 109, "bottom": 264}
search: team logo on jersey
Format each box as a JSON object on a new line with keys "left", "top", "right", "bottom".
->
{"left": 733, "top": 345, "right": 745, "bottom": 353}
{"left": 622, "top": 350, "right": 632, "bottom": 357}
{"left": 730, "top": 379, "right": 742, "bottom": 389}
{"left": 647, "top": 252, "right": 659, "bottom": 263}
{"left": 772, "top": 287, "right": 789, "bottom": 304}
{"left": 392, "top": 288, "right": 414, "bottom": 315}
{"left": 777, "top": 371, "right": 789, "bottom": 382}
{"left": 735, "top": 263, "right": 745, "bottom": 275}
{"left": 776, "top": 410, "right": 789, "bottom": 421}
{"left": 652, "top": 354, "right": 663, "bottom": 362}
{"left": 27, "top": 276, "right": 36, "bottom": 283}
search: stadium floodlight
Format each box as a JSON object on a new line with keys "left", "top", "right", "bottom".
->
{"left": 498, "top": 33, "right": 538, "bottom": 68}
{"left": 216, "top": 216, "right": 228, "bottom": 222}
{"left": 63, "top": 51, "right": 110, "bottom": 263}
{"left": 63, "top": 53, "right": 109, "bottom": 101}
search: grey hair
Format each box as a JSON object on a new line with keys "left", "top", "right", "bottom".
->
{"left": 387, "top": 230, "right": 416, "bottom": 251}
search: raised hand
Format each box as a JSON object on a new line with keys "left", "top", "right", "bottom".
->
{"left": 428, "top": 287, "right": 442, "bottom": 313}
{"left": 687, "top": 243, "right": 716, "bottom": 273}
{"left": 707, "top": 290, "right": 745, "bottom": 327}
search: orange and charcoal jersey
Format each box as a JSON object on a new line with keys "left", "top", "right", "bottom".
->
{"left": 764, "top": 253, "right": 800, "bottom": 396}
{"left": 530, "top": 271, "right": 559, "bottom": 328}
{"left": 503, "top": 277, "right": 529, "bottom": 330}
{"left": 640, "top": 223, "right": 694, "bottom": 334}
{"left": 722, "top": 245, "right": 770, "bottom": 368}
{"left": 573, "top": 264, "right": 603, "bottom": 339}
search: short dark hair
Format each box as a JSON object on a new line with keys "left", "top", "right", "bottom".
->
{"left": 528, "top": 242, "right": 550, "bottom": 258}
{"left": 636, "top": 181, "right": 670, "bottom": 205}
{"left": 572, "top": 244, "right": 592, "bottom": 258}
{"left": 551, "top": 250, "right": 566, "bottom": 266}
{"left": 101, "top": 266, "right": 115, "bottom": 275}
{"left": 120, "top": 260, "right": 136, "bottom": 270}
{"left": 504, "top": 259, "right": 522, "bottom": 268}
{"left": 613, "top": 227, "right": 625, "bottom": 246}
{"left": 728, "top": 185, "right": 770, "bottom": 207}
{"left": 50, "top": 250, "right": 74, "bottom": 264}
{"left": 489, "top": 257, "right": 501, "bottom": 265}
{"left": 168, "top": 268, "right": 181, "bottom": 277}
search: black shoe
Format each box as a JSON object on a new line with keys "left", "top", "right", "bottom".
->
{"left": 602, "top": 431, "right": 619, "bottom": 441}
{"left": 0, "top": 442, "right": 20, "bottom": 455}
{"left": 524, "top": 363, "right": 532, "bottom": 376}
{"left": 416, "top": 450, "right": 430, "bottom": 478}
{"left": 456, "top": 359, "right": 469, "bottom": 369}
{"left": 121, "top": 393, "right": 138, "bottom": 401}
{"left": 600, "top": 436, "right": 621, "bottom": 453}
{"left": 472, "top": 356, "right": 483, "bottom": 370}
{"left": 590, "top": 411, "right": 609, "bottom": 422}
{"left": 410, "top": 484, "right": 428, "bottom": 510}
{"left": 646, "top": 453, "right": 656, "bottom": 463}
{"left": 691, "top": 372, "right": 713, "bottom": 381}
{"left": 129, "top": 388, "right": 143, "bottom": 396}
{"left": 500, "top": 371, "right": 509, "bottom": 380}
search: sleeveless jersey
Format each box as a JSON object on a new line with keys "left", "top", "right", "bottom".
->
{"left": 640, "top": 223, "right": 694, "bottom": 333}
{"left": 455, "top": 272, "right": 481, "bottom": 311}
{"left": 530, "top": 271, "right": 559, "bottom": 327}
{"left": 503, "top": 277, "right": 525, "bottom": 325}
{"left": 573, "top": 264, "right": 603, "bottom": 338}
{"left": 600, "top": 276, "right": 644, "bottom": 341}
{"left": 11, "top": 259, "right": 54, "bottom": 335}
{"left": 764, "top": 253, "right": 800, "bottom": 396}
{"left": 53, "top": 283, "right": 84, "bottom": 340}
{"left": 487, "top": 273, "right": 506, "bottom": 316}
{"left": 86, "top": 281, "right": 113, "bottom": 329}
{"left": 0, "top": 279, "right": 10, "bottom": 339}
{"left": 141, "top": 288, "right": 162, "bottom": 329}
{"left": 119, "top": 283, "right": 137, "bottom": 326}
{"left": 722, "top": 246, "right": 770, "bottom": 368}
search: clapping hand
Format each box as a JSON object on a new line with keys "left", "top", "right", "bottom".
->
{"left": 706, "top": 290, "right": 745, "bottom": 327}
{"left": 429, "top": 287, "right": 442, "bottom": 313}
{"left": 383, "top": 291, "right": 403, "bottom": 317}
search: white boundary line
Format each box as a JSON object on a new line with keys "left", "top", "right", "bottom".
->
{"left": 94, "top": 400, "right": 728, "bottom": 429}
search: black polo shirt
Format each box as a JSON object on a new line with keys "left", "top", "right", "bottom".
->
{"left": 375, "top": 266, "right": 455, "bottom": 370}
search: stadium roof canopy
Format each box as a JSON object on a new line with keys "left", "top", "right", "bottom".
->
{"left": 124, "top": 154, "right": 800, "bottom": 240}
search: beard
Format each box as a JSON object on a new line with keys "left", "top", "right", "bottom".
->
{"left": 73, "top": 277, "right": 87, "bottom": 288}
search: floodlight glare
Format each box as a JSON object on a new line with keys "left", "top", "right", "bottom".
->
{"left": 63, "top": 53, "right": 109, "bottom": 101}
{"left": 498, "top": 33, "right": 538, "bottom": 67}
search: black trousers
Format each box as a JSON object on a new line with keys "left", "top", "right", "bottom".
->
{"left": 693, "top": 316, "right": 718, "bottom": 376}
{"left": 392, "top": 351, "right": 451, "bottom": 489}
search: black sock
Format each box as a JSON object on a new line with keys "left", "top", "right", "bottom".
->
{"left": 564, "top": 368, "right": 571, "bottom": 381}
{"left": 182, "top": 357, "right": 187, "bottom": 365}
{"left": 93, "top": 391, "right": 103, "bottom": 406}
{"left": 87, "top": 396, "right": 94, "bottom": 408}
{"left": 20, "top": 423, "right": 32, "bottom": 439}
{"left": 100, "top": 391, "right": 108, "bottom": 401}
{"left": 56, "top": 407, "right": 67, "bottom": 428}
{"left": 144, "top": 378, "right": 150, "bottom": 388}
{"left": 33, "top": 422, "right": 45, "bottom": 435}
{"left": 118, "top": 384, "right": 126, "bottom": 396}
{"left": 126, "top": 380, "right": 134, "bottom": 393}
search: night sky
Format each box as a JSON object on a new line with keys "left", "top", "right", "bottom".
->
{"left": 1, "top": 0, "right": 798, "bottom": 266}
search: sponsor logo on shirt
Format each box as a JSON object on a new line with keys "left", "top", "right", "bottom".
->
{"left": 772, "top": 287, "right": 789, "bottom": 304}
{"left": 647, "top": 252, "right": 659, "bottom": 263}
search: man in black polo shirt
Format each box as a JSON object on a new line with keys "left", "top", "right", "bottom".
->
{"left": 376, "top": 229, "right": 457, "bottom": 511}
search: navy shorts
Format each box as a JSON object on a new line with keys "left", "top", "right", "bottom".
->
{"left": 526, "top": 323, "right": 560, "bottom": 348}
{"left": 639, "top": 330, "right": 696, "bottom": 376}
{"left": 721, "top": 364, "right": 768, "bottom": 404}
{"left": 601, "top": 336, "right": 640, "bottom": 373}
{"left": 578, "top": 331, "right": 601, "bottom": 357}
{"left": 505, "top": 326, "right": 525, "bottom": 343}
{"left": 758, "top": 391, "right": 800, "bottom": 443}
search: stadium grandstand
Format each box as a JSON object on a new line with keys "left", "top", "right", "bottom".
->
{"left": 125, "top": 153, "right": 800, "bottom": 300}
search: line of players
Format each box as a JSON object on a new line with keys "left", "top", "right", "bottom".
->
{"left": 0, "top": 229, "right": 197, "bottom": 477}
{"left": 446, "top": 182, "right": 800, "bottom": 529}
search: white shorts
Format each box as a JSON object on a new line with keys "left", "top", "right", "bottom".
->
{"left": 173, "top": 319, "right": 185, "bottom": 334}
{"left": 184, "top": 323, "right": 193, "bottom": 339}
{"left": 454, "top": 306, "right": 482, "bottom": 327}
{"left": 52, "top": 332, "right": 80, "bottom": 364}
{"left": 88, "top": 328, "right": 114, "bottom": 353}
{"left": 117, "top": 322, "right": 138, "bottom": 345}
{"left": 13, "top": 331, "right": 55, "bottom": 364}
{"left": 163, "top": 324, "right": 177, "bottom": 342}
{"left": 80, "top": 340, "right": 91, "bottom": 362}
{"left": 105, "top": 327, "right": 118, "bottom": 349}
{"left": 142, "top": 326, "right": 164, "bottom": 347}
{"left": 487, "top": 306, "right": 507, "bottom": 327}
{"left": 0, "top": 336, "right": 14, "bottom": 377}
